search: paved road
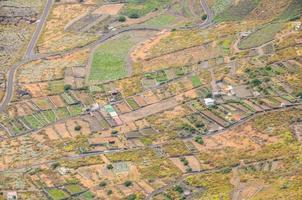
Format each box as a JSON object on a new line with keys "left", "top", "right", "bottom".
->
{"left": 199, "top": 0, "right": 214, "bottom": 28}
{"left": 23, "top": 0, "right": 53, "bottom": 59}
{"left": 0, "top": 0, "right": 53, "bottom": 112}
{"left": 0, "top": 0, "right": 213, "bottom": 112}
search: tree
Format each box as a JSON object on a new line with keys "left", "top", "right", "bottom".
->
{"left": 202, "top": 14, "right": 207, "bottom": 20}
{"left": 111, "top": 130, "right": 118, "bottom": 135}
{"left": 64, "top": 84, "right": 72, "bottom": 91}
{"left": 124, "top": 180, "right": 133, "bottom": 187}
{"left": 195, "top": 136, "right": 204, "bottom": 144}
{"left": 118, "top": 15, "right": 126, "bottom": 22}
{"left": 250, "top": 79, "right": 262, "bottom": 87}
{"left": 107, "top": 164, "right": 113, "bottom": 170}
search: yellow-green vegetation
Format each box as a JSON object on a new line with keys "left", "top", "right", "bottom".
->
{"left": 163, "top": 140, "right": 191, "bottom": 156}
{"left": 214, "top": 0, "right": 260, "bottom": 22}
{"left": 198, "top": 109, "right": 302, "bottom": 169}
{"left": 60, "top": 155, "right": 104, "bottom": 169}
{"left": 89, "top": 36, "right": 134, "bottom": 82}
{"left": 106, "top": 148, "right": 156, "bottom": 163}
{"left": 185, "top": 172, "right": 233, "bottom": 199}
{"left": 278, "top": 0, "right": 302, "bottom": 21}
{"left": 47, "top": 188, "right": 69, "bottom": 200}
{"left": 38, "top": 3, "right": 98, "bottom": 53}
{"left": 121, "top": 0, "right": 170, "bottom": 18}
{"left": 236, "top": 155, "right": 302, "bottom": 199}
{"left": 238, "top": 22, "right": 284, "bottom": 49}
{"left": 143, "top": 14, "right": 177, "bottom": 28}
{"left": 147, "top": 30, "right": 204, "bottom": 58}
{"left": 48, "top": 80, "right": 65, "bottom": 94}
{"left": 106, "top": 148, "right": 181, "bottom": 179}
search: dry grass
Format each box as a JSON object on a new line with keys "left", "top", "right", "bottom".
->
{"left": 37, "top": 3, "right": 98, "bottom": 53}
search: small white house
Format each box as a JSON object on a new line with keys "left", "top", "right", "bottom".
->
{"left": 204, "top": 98, "right": 215, "bottom": 106}
{"left": 90, "top": 103, "right": 100, "bottom": 112}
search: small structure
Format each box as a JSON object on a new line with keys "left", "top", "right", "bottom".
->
{"left": 226, "top": 85, "right": 235, "bottom": 96}
{"left": 240, "top": 31, "right": 251, "bottom": 38}
{"left": 125, "top": 131, "right": 142, "bottom": 139}
{"left": 293, "top": 22, "right": 301, "bottom": 31}
{"left": 18, "top": 90, "right": 29, "bottom": 97}
{"left": 104, "top": 105, "right": 123, "bottom": 126}
{"left": 204, "top": 98, "right": 215, "bottom": 106}
{"left": 57, "top": 167, "right": 69, "bottom": 175}
{"left": 7, "top": 191, "right": 17, "bottom": 200}
{"left": 90, "top": 103, "right": 100, "bottom": 112}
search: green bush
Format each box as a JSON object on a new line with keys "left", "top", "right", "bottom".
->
{"left": 64, "top": 84, "right": 72, "bottom": 91}
{"left": 195, "top": 136, "right": 204, "bottom": 144}
{"left": 74, "top": 125, "right": 82, "bottom": 131}
{"left": 127, "top": 194, "right": 137, "bottom": 200}
{"left": 124, "top": 180, "right": 133, "bottom": 187}
{"left": 129, "top": 12, "right": 139, "bottom": 18}
{"left": 107, "top": 164, "right": 113, "bottom": 170}
{"left": 99, "top": 181, "right": 107, "bottom": 187}
{"left": 202, "top": 14, "right": 207, "bottom": 20}
{"left": 118, "top": 15, "right": 126, "bottom": 22}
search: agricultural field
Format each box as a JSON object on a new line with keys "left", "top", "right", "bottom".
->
{"left": 1, "top": 0, "right": 302, "bottom": 199}
{"left": 89, "top": 35, "right": 134, "bottom": 82}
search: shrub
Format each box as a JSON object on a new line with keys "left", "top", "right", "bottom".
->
{"left": 297, "top": 92, "right": 302, "bottom": 99}
{"left": 99, "top": 181, "right": 107, "bottom": 187}
{"left": 129, "top": 13, "right": 139, "bottom": 19}
{"left": 111, "top": 130, "right": 118, "bottom": 135}
{"left": 195, "top": 136, "right": 204, "bottom": 144}
{"left": 51, "top": 162, "right": 60, "bottom": 169}
{"left": 107, "top": 190, "right": 113, "bottom": 195}
{"left": 127, "top": 194, "right": 137, "bottom": 200}
{"left": 74, "top": 125, "right": 82, "bottom": 131}
{"left": 205, "top": 92, "right": 212, "bottom": 98}
{"left": 107, "top": 164, "right": 113, "bottom": 170}
{"left": 250, "top": 79, "right": 262, "bottom": 87}
{"left": 118, "top": 15, "right": 126, "bottom": 22}
{"left": 64, "top": 84, "right": 72, "bottom": 91}
{"left": 124, "top": 180, "right": 133, "bottom": 187}
{"left": 174, "top": 185, "right": 183, "bottom": 193}
{"left": 202, "top": 14, "right": 207, "bottom": 20}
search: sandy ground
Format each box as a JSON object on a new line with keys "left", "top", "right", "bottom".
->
{"left": 43, "top": 126, "right": 61, "bottom": 140}
{"left": 131, "top": 31, "right": 171, "bottom": 62}
{"left": 49, "top": 95, "right": 66, "bottom": 108}
{"left": 92, "top": 4, "right": 124, "bottom": 15}
{"left": 120, "top": 96, "right": 179, "bottom": 123}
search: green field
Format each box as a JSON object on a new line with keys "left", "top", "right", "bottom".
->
{"left": 121, "top": 0, "right": 170, "bottom": 18}
{"left": 65, "top": 184, "right": 85, "bottom": 195}
{"left": 68, "top": 104, "right": 83, "bottom": 116}
{"left": 55, "top": 107, "right": 70, "bottom": 120}
{"left": 47, "top": 188, "right": 69, "bottom": 200}
{"left": 126, "top": 98, "right": 140, "bottom": 110}
{"left": 48, "top": 80, "right": 65, "bottom": 94}
{"left": 238, "top": 22, "right": 284, "bottom": 50}
{"left": 278, "top": 0, "right": 302, "bottom": 21}
{"left": 214, "top": 0, "right": 260, "bottom": 22}
{"left": 89, "top": 36, "right": 134, "bottom": 82}
{"left": 143, "top": 14, "right": 177, "bottom": 28}
{"left": 191, "top": 75, "right": 201, "bottom": 87}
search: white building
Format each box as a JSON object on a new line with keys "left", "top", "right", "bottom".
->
{"left": 204, "top": 98, "right": 215, "bottom": 106}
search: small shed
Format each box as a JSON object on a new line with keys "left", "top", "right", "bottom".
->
{"left": 204, "top": 98, "right": 215, "bottom": 106}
